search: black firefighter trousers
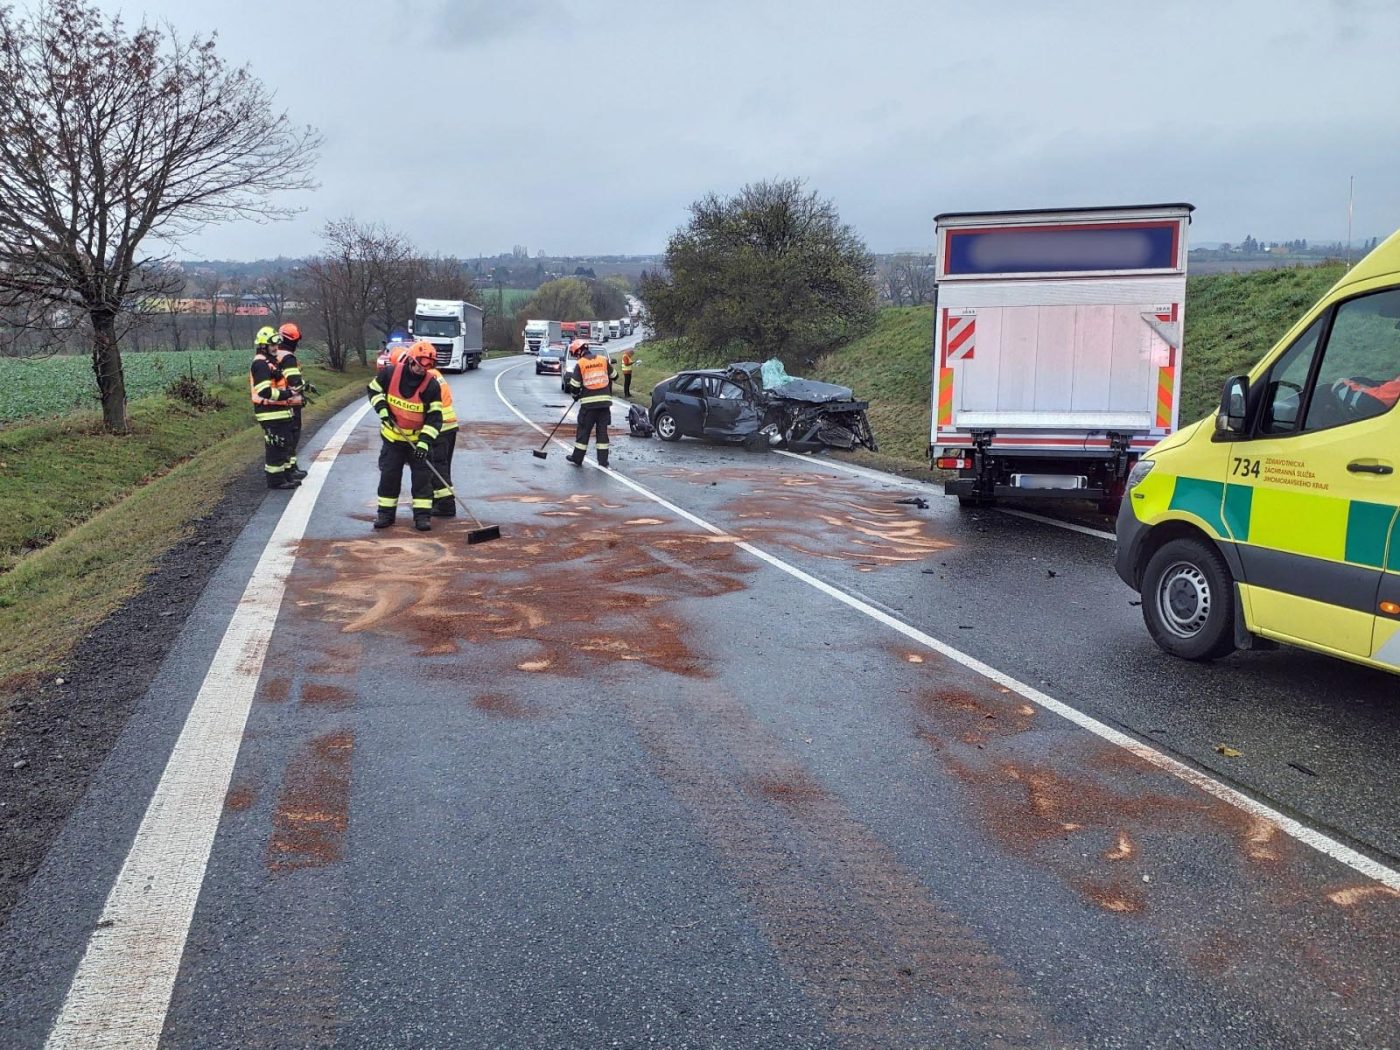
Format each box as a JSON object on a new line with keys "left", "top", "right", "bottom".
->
{"left": 259, "top": 417, "right": 295, "bottom": 485}
{"left": 569, "top": 402, "right": 611, "bottom": 467}
{"left": 377, "top": 436, "right": 434, "bottom": 519}
{"left": 430, "top": 428, "right": 457, "bottom": 515}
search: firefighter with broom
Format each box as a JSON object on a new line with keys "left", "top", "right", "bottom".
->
{"left": 367, "top": 340, "right": 443, "bottom": 532}
{"left": 566, "top": 341, "right": 618, "bottom": 468}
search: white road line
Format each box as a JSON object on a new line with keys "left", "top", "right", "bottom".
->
{"left": 494, "top": 361, "right": 1400, "bottom": 890}
{"left": 774, "top": 448, "right": 1118, "bottom": 540}
{"left": 997, "top": 508, "right": 1117, "bottom": 541}
{"left": 45, "top": 402, "right": 374, "bottom": 1050}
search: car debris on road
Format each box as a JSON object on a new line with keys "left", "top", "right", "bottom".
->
{"left": 650, "top": 358, "right": 878, "bottom": 453}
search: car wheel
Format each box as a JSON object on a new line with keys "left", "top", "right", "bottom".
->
{"left": 1141, "top": 537, "right": 1236, "bottom": 661}
{"left": 654, "top": 409, "right": 681, "bottom": 442}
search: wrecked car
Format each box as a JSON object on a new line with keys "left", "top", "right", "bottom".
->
{"left": 648, "top": 360, "right": 878, "bottom": 453}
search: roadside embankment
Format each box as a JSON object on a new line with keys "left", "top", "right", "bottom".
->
{"left": 0, "top": 364, "right": 369, "bottom": 695}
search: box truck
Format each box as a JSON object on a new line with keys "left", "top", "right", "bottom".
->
{"left": 523, "top": 319, "right": 560, "bottom": 355}
{"left": 930, "top": 203, "right": 1193, "bottom": 512}
{"left": 592, "top": 320, "right": 608, "bottom": 342}
{"left": 409, "top": 299, "right": 485, "bottom": 372}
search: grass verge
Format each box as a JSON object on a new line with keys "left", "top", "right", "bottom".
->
{"left": 0, "top": 370, "right": 369, "bottom": 691}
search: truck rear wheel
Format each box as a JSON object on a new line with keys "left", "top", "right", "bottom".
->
{"left": 1141, "top": 538, "right": 1236, "bottom": 661}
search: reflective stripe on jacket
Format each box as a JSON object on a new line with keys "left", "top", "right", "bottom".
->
{"left": 250, "top": 354, "right": 293, "bottom": 420}
{"left": 431, "top": 369, "right": 458, "bottom": 430}
{"left": 368, "top": 362, "right": 443, "bottom": 443}
{"left": 570, "top": 353, "right": 617, "bottom": 405}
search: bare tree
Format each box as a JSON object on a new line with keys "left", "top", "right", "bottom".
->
{"left": 191, "top": 271, "right": 223, "bottom": 352}
{"left": 252, "top": 268, "right": 296, "bottom": 326}
{"left": 0, "top": 0, "right": 321, "bottom": 431}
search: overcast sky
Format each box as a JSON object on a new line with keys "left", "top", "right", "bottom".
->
{"left": 112, "top": 0, "right": 1400, "bottom": 259}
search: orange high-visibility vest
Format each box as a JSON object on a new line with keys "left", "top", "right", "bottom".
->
{"left": 386, "top": 359, "right": 429, "bottom": 433}
{"left": 578, "top": 354, "right": 611, "bottom": 392}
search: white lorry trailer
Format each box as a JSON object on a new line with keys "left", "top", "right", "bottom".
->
{"left": 591, "top": 320, "right": 608, "bottom": 343}
{"left": 608, "top": 319, "right": 621, "bottom": 339}
{"left": 522, "top": 319, "right": 560, "bottom": 355}
{"left": 410, "top": 299, "right": 484, "bottom": 372}
{"left": 930, "top": 203, "right": 1193, "bottom": 512}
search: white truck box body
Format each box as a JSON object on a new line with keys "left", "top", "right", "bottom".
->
{"left": 931, "top": 205, "right": 1191, "bottom": 458}
{"left": 608, "top": 319, "right": 621, "bottom": 338}
{"left": 523, "top": 319, "right": 560, "bottom": 355}
{"left": 413, "top": 298, "right": 485, "bottom": 372}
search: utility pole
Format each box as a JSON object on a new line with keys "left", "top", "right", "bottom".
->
{"left": 1346, "top": 175, "right": 1355, "bottom": 270}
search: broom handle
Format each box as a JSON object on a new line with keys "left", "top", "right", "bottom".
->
{"left": 538, "top": 403, "right": 574, "bottom": 450}
{"left": 421, "top": 456, "right": 489, "bottom": 529}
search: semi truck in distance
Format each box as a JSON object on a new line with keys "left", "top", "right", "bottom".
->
{"left": 523, "top": 319, "right": 561, "bottom": 355}
{"left": 929, "top": 203, "right": 1193, "bottom": 512}
{"left": 608, "top": 319, "right": 621, "bottom": 339}
{"left": 592, "top": 321, "right": 607, "bottom": 342}
{"left": 409, "top": 299, "right": 485, "bottom": 372}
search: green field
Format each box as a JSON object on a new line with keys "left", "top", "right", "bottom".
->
{"left": 0, "top": 349, "right": 251, "bottom": 425}
{"left": 625, "top": 263, "right": 1350, "bottom": 471}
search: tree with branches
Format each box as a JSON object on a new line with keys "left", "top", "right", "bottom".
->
{"left": 0, "top": 0, "right": 321, "bottom": 431}
{"left": 640, "top": 178, "right": 875, "bottom": 366}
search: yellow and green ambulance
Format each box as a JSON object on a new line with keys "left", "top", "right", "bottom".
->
{"left": 1116, "top": 230, "right": 1400, "bottom": 674}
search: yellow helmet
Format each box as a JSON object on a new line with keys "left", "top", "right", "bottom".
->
{"left": 255, "top": 325, "right": 278, "bottom": 348}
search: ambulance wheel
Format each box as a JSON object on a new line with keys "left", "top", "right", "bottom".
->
{"left": 654, "top": 409, "right": 681, "bottom": 442}
{"left": 1141, "top": 538, "right": 1236, "bottom": 661}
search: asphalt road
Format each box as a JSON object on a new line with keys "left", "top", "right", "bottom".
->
{"left": 1, "top": 353, "right": 1396, "bottom": 1049}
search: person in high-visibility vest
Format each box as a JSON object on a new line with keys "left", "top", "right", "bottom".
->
{"left": 366, "top": 341, "right": 444, "bottom": 531}
{"left": 620, "top": 346, "right": 635, "bottom": 398}
{"left": 249, "top": 326, "right": 304, "bottom": 490}
{"left": 274, "top": 322, "right": 313, "bottom": 479}
{"left": 567, "top": 344, "right": 618, "bottom": 467}
{"left": 428, "top": 365, "right": 459, "bottom": 516}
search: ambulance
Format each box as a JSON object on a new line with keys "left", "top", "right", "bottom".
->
{"left": 1116, "top": 230, "right": 1400, "bottom": 674}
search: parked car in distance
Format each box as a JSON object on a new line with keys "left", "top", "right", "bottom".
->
{"left": 535, "top": 346, "right": 564, "bottom": 375}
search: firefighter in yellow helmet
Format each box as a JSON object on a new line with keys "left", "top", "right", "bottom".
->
{"left": 566, "top": 342, "right": 618, "bottom": 467}
{"left": 366, "top": 340, "right": 444, "bottom": 531}
{"left": 249, "top": 326, "right": 303, "bottom": 489}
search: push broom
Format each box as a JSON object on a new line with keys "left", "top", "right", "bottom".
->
{"left": 422, "top": 458, "right": 501, "bottom": 545}
{"left": 531, "top": 402, "right": 575, "bottom": 461}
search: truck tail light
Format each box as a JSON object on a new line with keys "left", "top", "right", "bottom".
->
{"left": 935, "top": 456, "right": 972, "bottom": 470}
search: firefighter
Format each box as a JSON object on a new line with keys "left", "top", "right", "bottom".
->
{"left": 367, "top": 340, "right": 444, "bottom": 531}
{"left": 428, "top": 364, "right": 459, "bottom": 517}
{"left": 567, "top": 341, "right": 618, "bottom": 467}
{"left": 250, "top": 326, "right": 303, "bottom": 490}
{"left": 274, "top": 322, "right": 312, "bottom": 479}
{"left": 620, "top": 345, "right": 635, "bottom": 399}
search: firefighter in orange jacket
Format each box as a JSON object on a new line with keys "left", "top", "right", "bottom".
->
{"left": 428, "top": 365, "right": 459, "bottom": 517}
{"left": 274, "top": 322, "right": 313, "bottom": 479}
{"left": 250, "top": 326, "right": 304, "bottom": 490}
{"left": 367, "top": 341, "right": 444, "bottom": 531}
{"left": 567, "top": 342, "right": 618, "bottom": 467}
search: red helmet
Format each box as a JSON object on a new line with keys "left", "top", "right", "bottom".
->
{"left": 407, "top": 340, "right": 437, "bottom": 369}
{"left": 568, "top": 339, "right": 587, "bottom": 356}
{"left": 278, "top": 322, "right": 301, "bottom": 344}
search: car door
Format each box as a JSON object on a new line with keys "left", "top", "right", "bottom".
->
{"left": 701, "top": 379, "right": 754, "bottom": 438}
{"left": 1230, "top": 286, "right": 1400, "bottom": 658}
{"left": 665, "top": 375, "right": 707, "bottom": 435}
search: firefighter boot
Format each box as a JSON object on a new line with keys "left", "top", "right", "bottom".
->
{"left": 432, "top": 501, "right": 456, "bottom": 518}
{"left": 289, "top": 463, "right": 308, "bottom": 481}
{"left": 267, "top": 474, "right": 301, "bottom": 491}
{"left": 413, "top": 512, "right": 432, "bottom": 532}
{"left": 373, "top": 508, "right": 396, "bottom": 529}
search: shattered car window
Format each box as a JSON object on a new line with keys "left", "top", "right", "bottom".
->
{"left": 716, "top": 382, "right": 745, "bottom": 400}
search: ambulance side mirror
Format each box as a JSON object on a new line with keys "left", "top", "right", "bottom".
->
{"left": 1217, "top": 375, "right": 1249, "bottom": 436}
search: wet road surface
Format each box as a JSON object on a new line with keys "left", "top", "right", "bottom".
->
{"left": 1, "top": 355, "right": 1396, "bottom": 1049}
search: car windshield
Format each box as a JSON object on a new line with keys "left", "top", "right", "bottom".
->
{"left": 414, "top": 316, "right": 458, "bottom": 338}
